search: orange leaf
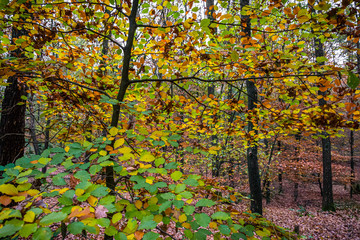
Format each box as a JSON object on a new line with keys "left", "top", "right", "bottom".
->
{"left": 134, "top": 231, "right": 144, "bottom": 240}
{"left": 0, "top": 195, "right": 12, "bottom": 206}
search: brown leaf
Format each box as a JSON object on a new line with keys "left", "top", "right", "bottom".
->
{"left": 95, "top": 205, "right": 108, "bottom": 218}
{"left": 0, "top": 196, "right": 12, "bottom": 206}
{"left": 134, "top": 231, "right": 144, "bottom": 240}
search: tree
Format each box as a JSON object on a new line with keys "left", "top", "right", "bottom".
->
{"left": 241, "top": 0, "right": 262, "bottom": 215}
{"left": 0, "top": 4, "right": 29, "bottom": 165}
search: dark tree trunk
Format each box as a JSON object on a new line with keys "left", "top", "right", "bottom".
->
{"left": 241, "top": 0, "right": 262, "bottom": 215}
{"left": 29, "top": 96, "right": 40, "bottom": 155}
{"left": 278, "top": 141, "right": 283, "bottom": 194}
{"left": 0, "top": 24, "right": 28, "bottom": 166}
{"left": 314, "top": 36, "right": 335, "bottom": 211}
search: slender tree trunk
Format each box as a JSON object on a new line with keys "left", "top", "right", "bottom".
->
{"left": 0, "top": 19, "right": 28, "bottom": 166}
{"left": 104, "top": 1, "right": 139, "bottom": 239}
{"left": 314, "top": 36, "right": 335, "bottom": 211}
{"left": 241, "top": 0, "right": 262, "bottom": 215}
{"left": 29, "top": 96, "right": 40, "bottom": 155}
{"left": 351, "top": 11, "right": 360, "bottom": 197}
{"left": 277, "top": 141, "right": 283, "bottom": 194}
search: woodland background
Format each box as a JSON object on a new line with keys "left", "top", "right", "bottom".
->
{"left": 0, "top": 0, "right": 359, "bottom": 239}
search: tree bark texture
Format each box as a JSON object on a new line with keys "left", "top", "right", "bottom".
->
{"left": 241, "top": 0, "right": 262, "bottom": 215}
{"left": 0, "top": 23, "right": 28, "bottom": 166}
{"left": 314, "top": 37, "right": 335, "bottom": 211}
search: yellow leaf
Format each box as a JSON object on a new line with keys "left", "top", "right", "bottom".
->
{"left": 154, "top": 214, "right": 162, "bottom": 223}
{"left": 119, "top": 147, "right": 132, "bottom": 154}
{"left": 65, "top": 146, "right": 70, "bottom": 152}
{"left": 145, "top": 177, "right": 153, "bottom": 184}
{"left": 114, "top": 138, "right": 125, "bottom": 149}
{"left": 0, "top": 184, "right": 18, "bottom": 195}
{"left": 220, "top": 13, "right": 232, "bottom": 20}
{"left": 112, "top": 212, "right": 123, "bottom": 223}
{"left": 135, "top": 200, "right": 143, "bottom": 209}
{"left": 75, "top": 189, "right": 84, "bottom": 196}
{"left": 182, "top": 222, "right": 191, "bottom": 229}
{"left": 298, "top": 15, "right": 310, "bottom": 23}
{"left": 140, "top": 153, "right": 155, "bottom": 162}
{"left": 271, "top": 35, "right": 279, "bottom": 41}
{"left": 109, "top": 127, "right": 118, "bottom": 136}
{"left": 209, "top": 221, "right": 217, "bottom": 229}
{"left": 99, "top": 150, "right": 107, "bottom": 156}
{"left": 87, "top": 195, "right": 98, "bottom": 207}
{"left": 179, "top": 214, "right": 187, "bottom": 223}
{"left": 11, "top": 196, "right": 25, "bottom": 202}
{"left": 24, "top": 211, "right": 35, "bottom": 222}
{"left": 41, "top": 207, "right": 51, "bottom": 214}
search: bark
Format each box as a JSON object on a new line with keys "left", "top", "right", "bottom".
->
{"left": 241, "top": 0, "right": 262, "bottom": 215}
{"left": 278, "top": 141, "right": 283, "bottom": 194}
{"left": 314, "top": 37, "right": 335, "bottom": 211}
{"left": 104, "top": 1, "right": 139, "bottom": 239}
{"left": 0, "top": 21, "right": 28, "bottom": 166}
{"left": 29, "top": 96, "right": 40, "bottom": 155}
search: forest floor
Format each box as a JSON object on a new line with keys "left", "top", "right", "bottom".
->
{"left": 258, "top": 180, "right": 360, "bottom": 240}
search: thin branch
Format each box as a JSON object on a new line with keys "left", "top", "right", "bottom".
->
{"left": 129, "top": 72, "right": 335, "bottom": 84}
{"left": 45, "top": 77, "right": 111, "bottom": 98}
{"left": 137, "top": 23, "right": 182, "bottom": 28}
{"left": 172, "top": 82, "right": 232, "bottom": 116}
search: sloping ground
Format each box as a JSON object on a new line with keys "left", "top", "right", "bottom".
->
{"left": 262, "top": 181, "right": 360, "bottom": 240}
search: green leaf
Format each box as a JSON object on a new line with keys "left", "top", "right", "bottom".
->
{"left": 123, "top": 218, "right": 138, "bottom": 234}
{"left": 316, "top": 56, "right": 327, "bottom": 63}
{"left": 195, "top": 199, "right": 216, "bottom": 208}
{"left": 19, "top": 223, "right": 37, "bottom": 238}
{"left": 97, "top": 218, "right": 110, "bottom": 227}
{"left": 175, "top": 183, "right": 186, "bottom": 193}
{"left": 0, "top": 219, "right": 23, "bottom": 238}
{"left": 33, "top": 227, "right": 52, "bottom": 240}
{"left": 138, "top": 215, "right": 157, "bottom": 230}
{"left": 230, "top": 51, "right": 239, "bottom": 62}
{"left": 183, "top": 205, "right": 195, "bottom": 215}
{"left": 184, "top": 178, "right": 199, "bottom": 186}
{"left": 115, "top": 232, "right": 128, "bottom": 240}
{"left": 219, "top": 224, "right": 231, "bottom": 235}
{"left": 159, "top": 201, "right": 172, "bottom": 212}
{"left": 160, "top": 192, "right": 175, "bottom": 200}
{"left": 89, "top": 165, "right": 102, "bottom": 175}
{"left": 74, "top": 170, "right": 91, "bottom": 181}
{"left": 211, "top": 211, "right": 230, "bottom": 220}
{"left": 91, "top": 186, "right": 109, "bottom": 197}
{"left": 154, "top": 157, "right": 165, "bottom": 167}
{"left": 171, "top": 171, "right": 182, "bottom": 181}
{"left": 105, "top": 225, "right": 118, "bottom": 236}
{"left": 195, "top": 213, "right": 211, "bottom": 227}
{"left": 39, "top": 212, "right": 67, "bottom": 226}
{"left": 68, "top": 222, "right": 85, "bottom": 235}
{"left": 143, "top": 232, "right": 160, "bottom": 240}
{"left": 348, "top": 72, "right": 360, "bottom": 90}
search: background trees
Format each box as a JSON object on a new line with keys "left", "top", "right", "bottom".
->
{"left": 0, "top": 0, "right": 359, "bottom": 239}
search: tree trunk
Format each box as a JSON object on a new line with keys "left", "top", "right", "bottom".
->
{"left": 0, "top": 21, "right": 28, "bottom": 166}
{"left": 104, "top": 1, "right": 139, "bottom": 239}
{"left": 278, "top": 141, "right": 283, "bottom": 194}
{"left": 241, "top": 0, "right": 262, "bottom": 215}
{"left": 314, "top": 36, "right": 335, "bottom": 211}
